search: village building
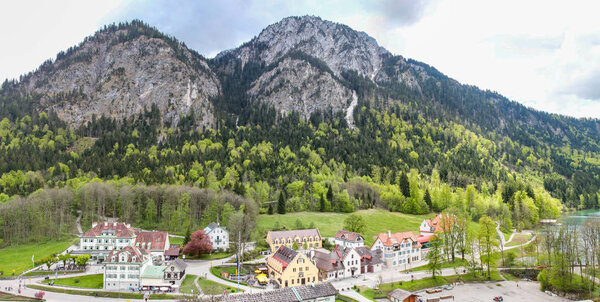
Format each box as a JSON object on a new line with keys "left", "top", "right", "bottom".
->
{"left": 77, "top": 222, "right": 137, "bottom": 262}
{"left": 371, "top": 231, "right": 422, "bottom": 268}
{"left": 332, "top": 230, "right": 365, "bottom": 248}
{"left": 388, "top": 288, "right": 419, "bottom": 302}
{"left": 163, "top": 258, "right": 187, "bottom": 284}
{"left": 226, "top": 282, "right": 338, "bottom": 302}
{"left": 266, "top": 229, "right": 322, "bottom": 253}
{"left": 204, "top": 222, "right": 229, "bottom": 251}
{"left": 164, "top": 244, "right": 181, "bottom": 260}
{"left": 266, "top": 245, "right": 319, "bottom": 288}
{"left": 140, "top": 265, "right": 171, "bottom": 291}
{"left": 313, "top": 245, "right": 382, "bottom": 281}
{"left": 419, "top": 214, "right": 442, "bottom": 236}
{"left": 134, "top": 230, "right": 170, "bottom": 262}
{"left": 103, "top": 246, "right": 150, "bottom": 290}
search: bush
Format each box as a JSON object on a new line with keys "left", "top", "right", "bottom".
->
{"left": 74, "top": 278, "right": 80, "bottom": 284}
{"left": 34, "top": 291, "right": 45, "bottom": 299}
{"left": 537, "top": 269, "right": 548, "bottom": 292}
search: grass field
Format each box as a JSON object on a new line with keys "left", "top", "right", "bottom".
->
{"left": 257, "top": 209, "right": 432, "bottom": 245}
{"left": 197, "top": 277, "right": 238, "bottom": 295}
{"left": 169, "top": 236, "right": 184, "bottom": 246}
{"left": 179, "top": 274, "right": 198, "bottom": 294}
{"left": 42, "top": 274, "right": 103, "bottom": 289}
{"left": 186, "top": 252, "right": 233, "bottom": 260}
{"left": 409, "top": 258, "right": 468, "bottom": 272}
{"left": 505, "top": 233, "right": 532, "bottom": 247}
{"left": 27, "top": 284, "right": 183, "bottom": 300}
{"left": 0, "top": 238, "right": 76, "bottom": 276}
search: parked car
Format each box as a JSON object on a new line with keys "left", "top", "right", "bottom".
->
{"left": 493, "top": 296, "right": 503, "bottom": 301}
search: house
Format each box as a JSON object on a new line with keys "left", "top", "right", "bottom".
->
{"left": 266, "top": 245, "right": 319, "bottom": 288}
{"left": 204, "top": 222, "right": 229, "bottom": 251}
{"left": 266, "top": 229, "right": 322, "bottom": 253}
{"left": 78, "top": 222, "right": 137, "bottom": 262}
{"left": 226, "top": 282, "right": 338, "bottom": 302}
{"left": 134, "top": 231, "right": 170, "bottom": 262}
{"left": 164, "top": 244, "right": 181, "bottom": 260}
{"left": 332, "top": 230, "right": 365, "bottom": 248}
{"left": 313, "top": 245, "right": 383, "bottom": 281}
{"left": 164, "top": 258, "right": 187, "bottom": 284}
{"left": 371, "top": 231, "right": 422, "bottom": 268}
{"left": 388, "top": 288, "right": 419, "bottom": 302}
{"left": 355, "top": 246, "right": 384, "bottom": 274}
{"left": 103, "top": 246, "right": 150, "bottom": 290}
{"left": 313, "top": 246, "right": 361, "bottom": 280}
{"left": 419, "top": 213, "right": 458, "bottom": 236}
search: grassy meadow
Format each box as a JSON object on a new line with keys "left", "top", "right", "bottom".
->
{"left": 0, "top": 238, "right": 76, "bottom": 276}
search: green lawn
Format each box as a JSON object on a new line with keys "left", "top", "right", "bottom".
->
{"left": 258, "top": 209, "right": 432, "bottom": 245}
{"left": 42, "top": 273, "right": 103, "bottom": 289}
{"left": 186, "top": 252, "right": 233, "bottom": 260}
{"left": 197, "top": 277, "right": 238, "bottom": 295}
{"left": 409, "top": 258, "right": 468, "bottom": 272}
{"left": 0, "top": 238, "right": 76, "bottom": 276}
{"left": 179, "top": 274, "right": 198, "bottom": 294}
{"left": 169, "top": 236, "right": 184, "bottom": 246}
{"left": 505, "top": 233, "right": 532, "bottom": 247}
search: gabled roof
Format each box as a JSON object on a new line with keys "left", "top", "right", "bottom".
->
{"left": 423, "top": 213, "right": 456, "bottom": 233}
{"left": 313, "top": 250, "right": 343, "bottom": 272}
{"left": 170, "top": 258, "right": 187, "bottom": 271}
{"left": 83, "top": 222, "right": 135, "bottom": 238}
{"left": 165, "top": 247, "right": 180, "bottom": 256}
{"left": 204, "top": 222, "right": 225, "bottom": 234}
{"left": 272, "top": 245, "right": 298, "bottom": 269}
{"left": 226, "top": 283, "right": 338, "bottom": 302}
{"left": 375, "top": 231, "right": 421, "bottom": 248}
{"left": 105, "top": 246, "right": 148, "bottom": 264}
{"left": 389, "top": 288, "right": 416, "bottom": 300}
{"left": 134, "top": 231, "right": 168, "bottom": 251}
{"left": 334, "top": 230, "right": 364, "bottom": 242}
{"left": 267, "top": 229, "right": 321, "bottom": 242}
{"left": 355, "top": 246, "right": 383, "bottom": 266}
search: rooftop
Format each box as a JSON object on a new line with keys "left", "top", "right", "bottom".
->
{"left": 226, "top": 283, "right": 338, "bottom": 302}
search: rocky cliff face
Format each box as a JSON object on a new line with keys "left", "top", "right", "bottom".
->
{"left": 14, "top": 22, "right": 220, "bottom": 127}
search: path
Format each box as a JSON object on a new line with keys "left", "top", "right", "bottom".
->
{"left": 503, "top": 233, "right": 536, "bottom": 251}
{"left": 345, "top": 91, "right": 358, "bottom": 129}
{"left": 75, "top": 211, "right": 83, "bottom": 235}
{"left": 184, "top": 255, "right": 259, "bottom": 293}
{"left": 496, "top": 222, "right": 515, "bottom": 247}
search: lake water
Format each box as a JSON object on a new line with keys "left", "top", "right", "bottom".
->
{"left": 559, "top": 209, "right": 600, "bottom": 226}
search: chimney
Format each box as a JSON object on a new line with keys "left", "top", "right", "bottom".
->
{"left": 105, "top": 222, "right": 108, "bottom": 226}
{"left": 388, "top": 230, "right": 391, "bottom": 237}
{"left": 114, "top": 222, "right": 117, "bottom": 227}
{"left": 92, "top": 222, "right": 98, "bottom": 228}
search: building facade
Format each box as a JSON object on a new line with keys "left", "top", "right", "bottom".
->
{"left": 371, "top": 231, "right": 422, "bottom": 268}
{"left": 313, "top": 245, "right": 382, "bottom": 281}
{"left": 203, "top": 222, "right": 229, "bottom": 251}
{"left": 134, "top": 230, "right": 169, "bottom": 262}
{"left": 332, "top": 230, "right": 365, "bottom": 248}
{"left": 163, "top": 258, "right": 187, "bottom": 284}
{"left": 78, "top": 222, "right": 137, "bottom": 262}
{"left": 267, "top": 245, "right": 319, "bottom": 288}
{"left": 103, "top": 246, "right": 149, "bottom": 290}
{"left": 266, "top": 229, "right": 322, "bottom": 253}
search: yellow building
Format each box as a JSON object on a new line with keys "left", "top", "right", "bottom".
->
{"left": 266, "top": 229, "right": 322, "bottom": 253}
{"left": 267, "top": 245, "right": 319, "bottom": 288}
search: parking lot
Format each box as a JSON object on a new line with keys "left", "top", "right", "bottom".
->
{"left": 415, "top": 281, "right": 570, "bottom": 302}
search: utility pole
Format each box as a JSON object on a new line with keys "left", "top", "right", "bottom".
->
{"left": 237, "top": 231, "right": 241, "bottom": 292}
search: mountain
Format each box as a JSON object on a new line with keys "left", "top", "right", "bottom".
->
{"left": 1, "top": 16, "right": 600, "bottom": 217}
{"left": 2, "top": 20, "right": 220, "bottom": 127}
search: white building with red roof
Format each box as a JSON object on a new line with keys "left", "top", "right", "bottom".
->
{"left": 103, "top": 245, "right": 150, "bottom": 290}
{"left": 332, "top": 230, "right": 365, "bottom": 248}
{"left": 419, "top": 214, "right": 442, "bottom": 235}
{"left": 371, "top": 231, "right": 422, "bottom": 268}
{"left": 77, "top": 222, "right": 137, "bottom": 262}
{"left": 134, "top": 230, "right": 170, "bottom": 262}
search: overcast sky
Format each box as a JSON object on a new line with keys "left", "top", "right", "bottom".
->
{"left": 1, "top": 0, "right": 599, "bottom": 118}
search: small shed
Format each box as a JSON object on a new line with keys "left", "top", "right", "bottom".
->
{"left": 389, "top": 288, "right": 419, "bottom": 302}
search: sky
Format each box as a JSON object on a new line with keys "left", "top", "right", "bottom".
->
{"left": 1, "top": 0, "right": 599, "bottom": 118}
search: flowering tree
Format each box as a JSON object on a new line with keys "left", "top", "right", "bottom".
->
{"left": 182, "top": 230, "right": 213, "bottom": 256}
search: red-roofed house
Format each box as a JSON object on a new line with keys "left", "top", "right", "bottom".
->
{"left": 419, "top": 213, "right": 457, "bottom": 236}
{"left": 371, "top": 231, "right": 422, "bottom": 268}
{"left": 103, "top": 245, "right": 150, "bottom": 290}
{"left": 77, "top": 222, "right": 137, "bottom": 262}
{"left": 134, "top": 230, "right": 170, "bottom": 262}
{"left": 266, "top": 245, "right": 319, "bottom": 288}
{"left": 332, "top": 230, "right": 365, "bottom": 248}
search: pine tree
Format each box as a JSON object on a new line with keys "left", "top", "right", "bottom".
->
{"left": 277, "top": 191, "right": 286, "bottom": 214}
{"left": 399, "top": 172, "right": 410, "bottom": 197}
{"left": 268, "top": 203, "right": 274, "bottom": 215}
{"left": 182, "top": 227, "right": 191, "bottom": 247}
{"left": 320, "top": 193, "right": 326, "bottom": 212}
{"left": 424, "top": 189, "right": 432, "bottom": 211}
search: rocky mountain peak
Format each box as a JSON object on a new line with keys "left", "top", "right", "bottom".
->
{"left": 230, "top": 15, "right": 390, "bottom": 79}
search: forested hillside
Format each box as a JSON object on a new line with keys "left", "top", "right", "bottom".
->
{"left": 0, "top": 17, "right": 598, "bottom": 246}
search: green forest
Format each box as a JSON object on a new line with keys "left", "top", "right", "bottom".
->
{"left": 0, "top": 21, "right": 599, "bottom": 247}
